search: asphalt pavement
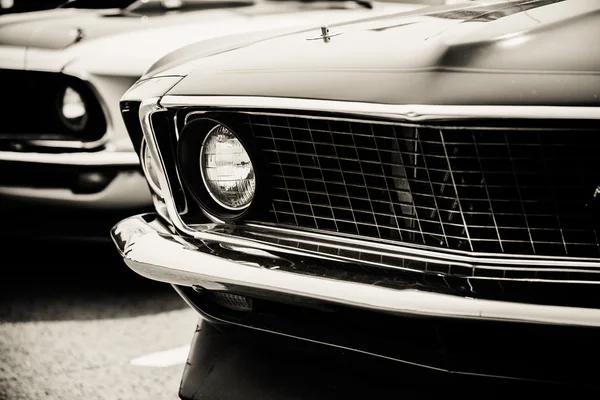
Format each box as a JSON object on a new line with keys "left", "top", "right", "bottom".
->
{"left": 0, "top": 239, "right": 197, "bottom": 400}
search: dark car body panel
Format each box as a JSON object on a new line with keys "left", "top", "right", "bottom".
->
{"left": 177, "top": 294, "right": 600, "bottom": 393}
{"left": 179, "top": 321, "right": 597, "bottom": 398}
{"left": 166, "top": 0, "right": 600, "bottom": 106}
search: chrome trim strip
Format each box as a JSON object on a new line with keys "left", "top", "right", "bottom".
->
{"left": 112, "top": 214, "right": 600, "bottom": 328}
{"left": 139, "top": 98, "right": 181, "bottom": 221}
{"left": 161, "top": 96, "right": 600, "bottom": 121}
{"left": 246, "top": 223, "right": 600, "bottom": 267}
{"left": 183, "top": 109, "right": 589, "bottom": 132}
{"left": 21, "top": 136, "right": 110, "bottom": 150}
{"left": 0, "top": 149, "right": 139, "bottom": 166}
{"left": 191, "top": 223, "right": 600, "bottom": 281}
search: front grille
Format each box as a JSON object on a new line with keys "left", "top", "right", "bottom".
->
{"left": 247, "top": 114, "right": 600, "bottom": 259}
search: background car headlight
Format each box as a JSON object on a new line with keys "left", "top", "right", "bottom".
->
{"left": 140, "top": 139, "right": 162, "bottom": 196}
{"left": 200, "top": 124, "right": 255, "bottom": 210}
{"left": 58, "top": 86, "right": 88, "bottom": 131}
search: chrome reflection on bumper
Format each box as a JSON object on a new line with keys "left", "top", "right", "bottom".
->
{"left": 112, "top": 213, "right": 600, "bottom": 328}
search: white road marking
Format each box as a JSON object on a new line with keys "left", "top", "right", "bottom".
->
{"left": 130, "top": 345, "right": 191, "bottom": 367}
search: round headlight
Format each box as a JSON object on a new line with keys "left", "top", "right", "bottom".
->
{"left": 140, "top": 139, "right": 162, "bottom": 196}
{"left": 200, "top": 124, "right": 255, "bottom": 210}
{"left": 58, "top": 86, "right": 88, "bottom": 131}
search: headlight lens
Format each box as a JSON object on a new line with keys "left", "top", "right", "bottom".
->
{"left": 200, "top": 124, "right": 255, "bottom": 210}
{"left": 141, "top": 139, "right": 162, "bottom": 196}
{"left": 58, "top": 86, "right": 88, "bottom": 131}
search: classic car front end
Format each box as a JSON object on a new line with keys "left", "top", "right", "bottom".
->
{"left": 0, "top": 0, "right": 423, "bottom": 240}
{"left": 113, "top": 0, "right": 600, "bottom": 394}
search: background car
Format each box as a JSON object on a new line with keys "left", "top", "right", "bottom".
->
{"left": 0, "top": 0, "right": 432, "bottom": 241}
{"left": 0, "top": 0, "right": 65, "bottom": 14}
{"left": 114, "top": 0, "right": 600, "bottom": 397}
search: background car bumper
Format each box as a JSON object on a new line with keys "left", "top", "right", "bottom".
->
{"left": 0, "top": 149, "right": 139, "bottom": 166}
{"left": 0, "top": 149, "right": 151, "bottom": 209}
{"left": 0, "top": 149, "right": 152, "bottom": 241}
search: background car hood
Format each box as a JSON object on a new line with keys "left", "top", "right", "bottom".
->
{"left": 0, "top": 1, "right": 424, "bottom": 75}
{"left": 0, "top": 8, "right": 145, "bottom": 49}
{"left": 0, "top": 3, "right": 255, "bottom": 49}
{"left": 166, "top": 0, "right": 600, "bottom": 106}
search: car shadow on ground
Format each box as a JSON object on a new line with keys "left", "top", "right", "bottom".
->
{"left": 0, "top": 239, "right": 187, "bottom": 322}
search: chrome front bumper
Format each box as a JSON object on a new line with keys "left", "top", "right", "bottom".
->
{"left": 112, "top": 213, "right": 600, "bottom": 328}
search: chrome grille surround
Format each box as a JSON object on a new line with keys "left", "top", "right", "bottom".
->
{"left": 139, "top": 96, "right": 600, "bottom": 287}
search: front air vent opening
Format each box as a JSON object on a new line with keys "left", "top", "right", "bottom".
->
{"left": 149, "top": 110, "right": 196, "bottom": 219}
{"left": 120, "top": 101, "right": 144, "bottom": 154}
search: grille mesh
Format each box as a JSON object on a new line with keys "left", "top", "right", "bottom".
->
{"left": 246, "top": 114, "right": 600, "bottom": 259}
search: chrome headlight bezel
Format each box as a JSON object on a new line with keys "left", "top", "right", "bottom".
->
{"left": 177, "top": 115, "right": 270, "bottom": 223}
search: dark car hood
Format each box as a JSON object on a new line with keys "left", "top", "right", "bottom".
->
{"left": 168, "top": 0, "right": 600, "bottom": 106}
